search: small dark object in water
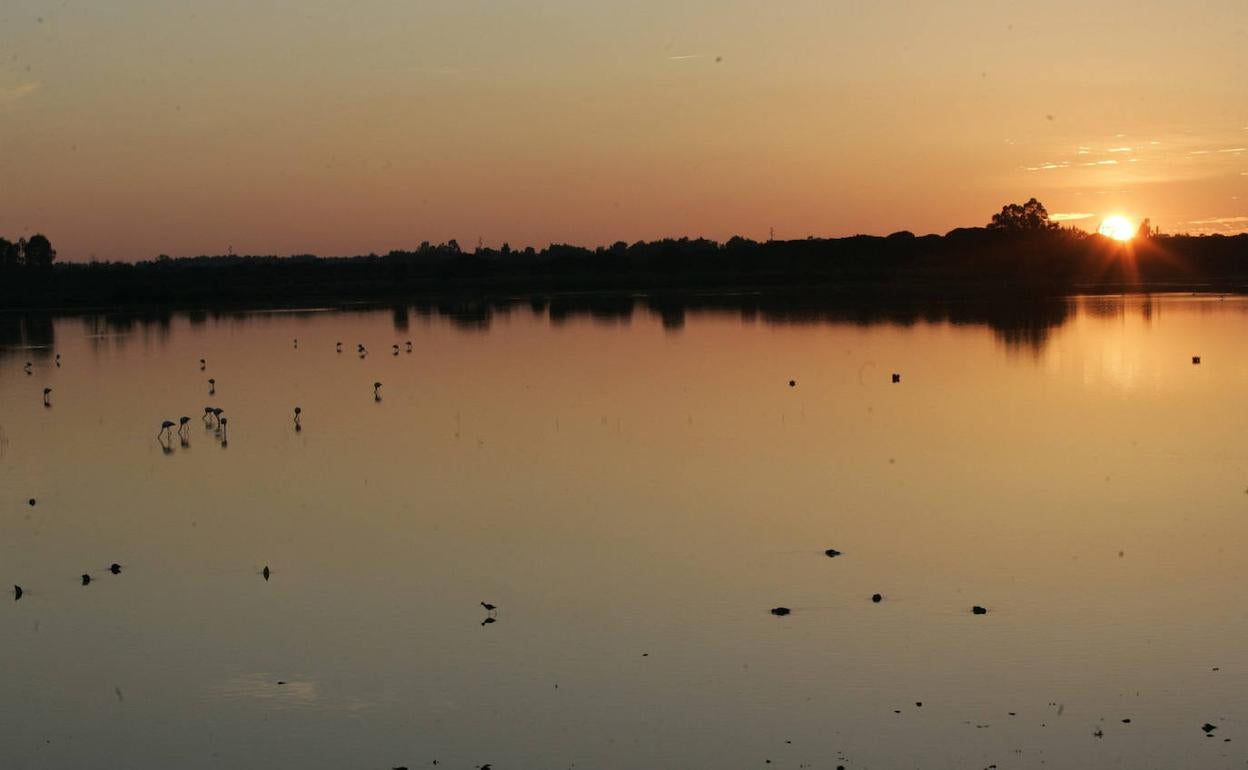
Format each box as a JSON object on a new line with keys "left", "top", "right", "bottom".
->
{"left": 81, "top": 574, "right": 91, "bottom": 586}
{"left": 916, "top": 701, "right": 922, "bottom": 707}
{"left": 788, "top": 380, "right": 796, "bottom": 387}
{"left": 892, "top": 373, "right": 901, "bottom": 383}
{"left": 262, "top": 566, "right": 271, "bottom": 581}
{"left": 871, "top": 593, "right": 883, "bottom": 603}
{"left": 1093, "top": 729, "right": 1103, "bottom": 738}
{"left": 1202, "top": 723, "right": 1217, "bottom": 733}
{"left": 481, "top": 601, "right": 497, "bottom": 612}
{"left": 109, "top": 563, "right": 121, "bottom": 575}
{"left": 28, "top": 498, "right": 35, "bottom": 506}
{"left": 824, "top": 548, "right": 842, "bottom": 557}
{"left": 770, "top": 607, "right": 791, "bottom": 616}
{"left": 277, "top": 681, "right": 286, "bottom": 685}
{"left": 13, "top": 585, "right": 22, "bottom": 601}
{"left": 1193, "top": 356, "right": 1201, "bottom": 364}
{"left": 1121, "top": 718, "right": 1131, "bottom": 724}
{"left": 481, "top": 616, "right": 495, "bottom": 626}
{"left": 972, "top": 605, "right": 988, "bottom": 614}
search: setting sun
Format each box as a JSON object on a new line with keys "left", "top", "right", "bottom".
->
{"left": 1099, "top": 216, "right": 1136, "bottom": 241}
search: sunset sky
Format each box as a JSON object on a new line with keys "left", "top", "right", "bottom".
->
{"left": 1, "top": 0, "right": 1245, "bottom": 261}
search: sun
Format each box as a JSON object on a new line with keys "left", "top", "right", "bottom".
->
{"left": 1098, "top": 215, "right": 1136, "bottom": 241}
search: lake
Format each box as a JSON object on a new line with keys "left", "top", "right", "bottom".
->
{"left": 2, "top": 292, "right": 1247, "bottom": 769}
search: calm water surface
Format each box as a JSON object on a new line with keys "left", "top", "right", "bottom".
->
{"left": 2, "top": 294, "right": 1248, "bottom": 769}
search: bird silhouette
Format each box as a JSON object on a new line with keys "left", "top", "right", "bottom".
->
{"left": 13, "top": 585, "right": 22, "bottom": 601}
{"left": 42, "top": 387, "right": 51, "bottom": 406}
{"left": 405, "top": 341, "right": 412, "bottom": 353}
{"left": 55, "top": 353, "right": 61, "bottom": 368}
{"left": 481, "top": 617, "right": 496, "bottom": 626}
{"left": 208, "top": 378, "right": 216, "bottom": 394}
{"left": 481, "top": 601, "right": 497, "bottom": 614}
{"left": 373, "top": 381, "right": 382, "bottom": 401}
{"left": 294, "top": 406, "right": 302, "bottom": 431}
{"left": 81, "top": 574, "right": 91, "bottom": 586}
{"left": 109, "top": 563, "right": 122, "bottom": 575}
{"left": 158, "top": 420, "right": 176, "bottom": 439}
{"left": 336, "top": 341, "right": 343, "bottom": 352}
{"left": 262, "top": 565, "right": 271, "bottom": 581}
{"left": 199, "top": 358, "right": 206, "bottom": 370}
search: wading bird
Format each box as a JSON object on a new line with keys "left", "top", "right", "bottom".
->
{"left": 405, "top": 341, "right": 412, "bottom": 353}
{"left": 42, "top": 387, "right": 51, "bottom": 406}
{"left": 262, "top": 566, "right": 271, "bottom": 581}
{"left": 109, "top": 563, "right": 122, "bottom": 575}
{"left": 481, "top": 601, "right": 497, "bottom": 615}
{"left": 336, "top": 342, "right": 343, "bottom": 353}
{"left": 373, "top": 381, "right": 382, "bottom": 401}
{"left": 14, "top": 585, "right": 22, "bottom": 601}
{"left": 55, "top": 353, "right": 61, "bottom": 368}
{"left": 294, "top": 406, "right": 302, "bottom": 431}
{"left": 208, "top": 378, "right": 216, "bottom": 394}
{"left": 203, "top": 406, "right": 215, "bottom": 425}
{"left": 200, "top": 358, "right": 206, "bottom": 370}
{"left": 159, "top": 420, "right": 176, "bottom": 439}
{"left": 393, "top": 344, "right": 399, "bottom": 356}
{"left": 81, "top": 574, "right": 91, "bottom": 586}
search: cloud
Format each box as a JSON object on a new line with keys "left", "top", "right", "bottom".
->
{"left": 0, "top": 82, "right": 40, "bottom": 105}
{"left": 1049, "top": 212, "right": 1095, "bottom": 222}
{"left": 1186, "top": 216, "right": 1248, "bottom": 225}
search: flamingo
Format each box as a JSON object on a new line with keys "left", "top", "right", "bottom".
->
{"left": 42, "top": 387, "right": 51, "bottom": 406}
{"left": 392, "top": 344, "right": 399, "bottom": 356}
{"left": 373, "top": 381, "right": 382, "bottom": 401}
{"left": 199, "top": 358, "right": 206, "bottom": 370}
{"left": 294, "top": 406, "right": 302, "bottom": 431}
{"left": 405, "top": 341, "right": 412, "bottom": 353}
{"left": 203, "top": 406, "right": 215, "bottom": 424}
{"left": 208, "top": 378, "right": 216, "bottom": 394}
{"left": 158, "top": 420, "right": 176, "bottom": 439}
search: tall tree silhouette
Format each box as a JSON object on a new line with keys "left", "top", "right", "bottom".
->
{"left": 23, "top": 234, "right": 56, "bottom": 269}
{"left": 988, "top": 198, "right": 1058, "bottom": 231}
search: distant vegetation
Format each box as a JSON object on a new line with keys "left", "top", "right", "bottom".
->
{"left": 2, "top": 202, "right": 1246, "bottom": 309}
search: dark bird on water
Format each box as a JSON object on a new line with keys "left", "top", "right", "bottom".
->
{"left": 28, "top": 498, "right": 35, "bottom": 506}
{"left": 109, "top": 563, "right": 122, "bottom": 575}
{"left": 405, "top": 341, "right": 412, "bottom": 352}
{"left": 770, "top": 607, "right": 791, "bottom": 616}
{"left": 43, "top": 387, "right": 51, "bottom": 406}
{"left": 972, "top": 605, "right": 988, "bottom": 614}
{"left": 393, "top": 344, "right": 400, "bottom": 356}
{"left": 1193, "top": 356, "right": 1201, "bottom": 364}
{"left": 13, "top": 585, "right": 21, "bottom": 601}
{"left": 336, "top": 341, "right": 343, "bottom": 352}
{"left": 824, "top": 548, "right": 842, "bottom": 558}
{"left": 374, "top": 381, "right": 382, "bottom": 401}
{"left": 788, "top": 379, "right": 796, "bottom": 387}
{"left": 892, "top": 373, "right": 901, "bottom": 383}
{"left": 81, "top": 574, "right": 92, "bottom": 586}
{"left": 158, "top": 420, "right": 176, "bottom": 439}
{"left": 56, "top": 353, "right": 61, "bottom": 367}
{"left": 481, "top": 601, "right": 497, "bottom": 614}
{"left": 200, "top": 358, "right": 206, "bottom": 370}
{"left": 208, "top": 378, "right": 216, "bottom": 394}
{"left": 203, "top": 406, "right": 215, "bottom": 424}
{"left": 481, "top": 616, "right": 496, "bottom": 626}
{"left": 262, "top": 566, "right": 271, "bottom": 581}
{"left": 871, "top": 593, "right": 883, "bottom": 603}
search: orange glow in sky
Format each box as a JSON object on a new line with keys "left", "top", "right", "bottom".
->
{"left": 0, "top": 1, "right": 1245, "bottom": 261}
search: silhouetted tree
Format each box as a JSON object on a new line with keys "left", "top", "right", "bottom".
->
{"left": 0, "top": 238, "right": 17, "bottom": 272}
{"left": 988, "top": 198, "right": 1059, "bottom": 231}
{"left": 23, "top": 234, "right": 56, "bottom": 269}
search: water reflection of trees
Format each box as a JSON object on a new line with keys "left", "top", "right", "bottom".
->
{"left": 12, "top": 291, "right": 1226, "bottom": 360}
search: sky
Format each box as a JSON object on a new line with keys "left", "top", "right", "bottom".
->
{"left": 0, "top": 0, "right": 1245, "bottom": 261}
